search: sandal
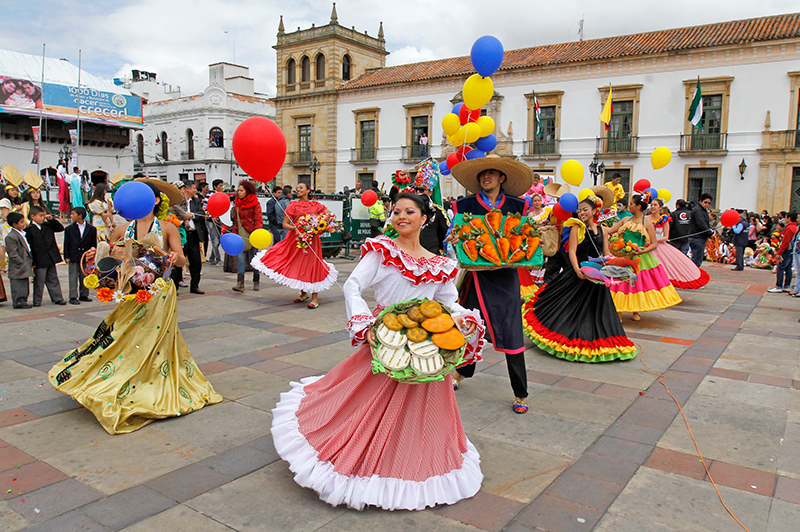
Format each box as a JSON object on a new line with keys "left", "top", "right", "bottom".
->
{"left": 307, "top": 302, "right": 319, "bottom": 309}
{"left": 452, "top": 374, "right": 463, "bottom": 391}
{"left": 513, "top": 398, "right": 528, "bottom": 414}
{"left": 294, "top": 294, "right": 309, "bottom": 303}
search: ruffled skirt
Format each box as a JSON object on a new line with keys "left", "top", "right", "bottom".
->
{"left": 608, "top": 252, "right": 682, "bottom": 312}
{"left": 252, "top": 229, "right": 337, "bottom": 293}
{"left": 650, "top": 242, "right": 710, "bottom": 290}
{"left": 271, "top": 345, "right": 482, "bottom": 510}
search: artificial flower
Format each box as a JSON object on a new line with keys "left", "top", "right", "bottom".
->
{"left": 135, "top": 290, "right": 152, "bottom": 303}
{"left": 113, "top": 291, "right": 126, "bottom": 303}
{"left": 96, "top": 287, "right": 115, "bottom": 302}
{"left": 83, "top": 274, "right": 100, "bottom": 289}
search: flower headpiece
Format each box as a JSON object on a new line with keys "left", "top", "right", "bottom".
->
{"left": 641, "top": 190, "right": 654, "bottom": 204}
{"left": 155, "top": 192, "right": 170, "bottom": 220}
{"left": 391, "top": 161, "right": 441, "bottom": 194}
{"left": 585, "top": 193, "right": 604, "bottom": 221}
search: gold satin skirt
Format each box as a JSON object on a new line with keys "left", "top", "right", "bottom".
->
{"left": 48, "top": 283, "right": 222, "bottom": 434}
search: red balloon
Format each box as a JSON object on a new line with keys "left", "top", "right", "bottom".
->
{"left": 207, "top": 192, "right": 231, "bottom": 217}
{"left": 633, "top": 179, "right": 651, "bottom": 193}
{"left": 361, "top": 189, "right": 378, "bottom": 207}
{"left": 720, "top": 209, "right": 739, "bottom": 228}
{"left": 446, "top": 151, "right": 464, "bottom": 169}
{"left": 458, "top": 105, "right": 481, "bottom": 125}
{"left": 232, "top": 117, "right": 287, "bottom": 183}
{"left": 552, "top": 203, "right": 571, "bottom": 221}
{"left": 456, "top": 145, "right": 473, "bottom": 156}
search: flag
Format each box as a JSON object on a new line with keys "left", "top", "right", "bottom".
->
{"left": 533, "top": 91, "right": 542, "bottom": 135}
{"left": 688, "top": 77, "right": 703, "bottom": 131}
{"left": 31, "top": 126, "right": 40, "bottom": 165}
{"left": 600, "top": 86, "right": 613, "bottom": 130}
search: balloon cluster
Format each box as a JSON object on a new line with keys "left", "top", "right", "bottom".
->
{"left": 438, "top": 36, "right": 504, "bottom": 176}
{"left": 552, "top": 192, "right": 579, "bottom": 221}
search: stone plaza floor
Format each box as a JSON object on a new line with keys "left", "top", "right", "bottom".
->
{"left": 0, "top": 256, "right": 798, "bottom": 531}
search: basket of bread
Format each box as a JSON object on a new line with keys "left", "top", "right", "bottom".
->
{"left": 372, "top": 298, "right": 468, "bottom": 383}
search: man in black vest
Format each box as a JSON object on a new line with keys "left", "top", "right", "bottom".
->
{"left": 449, "top": 155, "right": 533, "bottom": 414}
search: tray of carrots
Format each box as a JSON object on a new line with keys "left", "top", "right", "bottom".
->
{"left": 451, "top": 210, "right": 544, "bottom": 270}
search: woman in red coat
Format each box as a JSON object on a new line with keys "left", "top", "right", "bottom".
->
{"left": 230, "top": 179, "right": 263, "bottom": 292}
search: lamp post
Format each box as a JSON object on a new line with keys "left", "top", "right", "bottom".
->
{"left": 58, "top": 145, "right": 72, "bottom": 168}
{"left": 588, "top": 155, "right": 605, "bottom": 186}
{"left": 308, "top": 156, "right": 321, "bottom": 192}
{"left": 738, "top": 158, "right": 747, "bottom": 180}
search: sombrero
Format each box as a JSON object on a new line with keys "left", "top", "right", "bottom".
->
{"left": 588, "top": 186, "right": 615, "bottom": 209}
{"left": 450, "top": 154, "right": 534, "bottom": 197}
{"left": 138, "top": 178, "right": 183, "bottom": 207}
{"left": 543, "top": 182, "right": 571, "bottom": 198}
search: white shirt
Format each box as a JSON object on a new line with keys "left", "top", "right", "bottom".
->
{"left": 77, "top": 222, "right": 85, "bottom": 237}
{"left": 14, "top": 228, "right": 30, "bottom": 252}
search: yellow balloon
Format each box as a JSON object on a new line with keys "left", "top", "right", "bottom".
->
{"left": 462, "top": 74, "right": 494, "bottom": 110}
{"left": 442, "top": 113, "right": 461, "bottom": 136}
{"left": 578, "top": 188, "right": 593, "bottom": 201}
{"left": 249, "top": 228, "right": 273, "bottom": 249}
{"left": 657, "top": 188, "right": 671, "bottom": 203}
{"left": 462, "top": 122, "right": 481, "bottom": 144}
{"left": 651, "top": 146, "right": 671, "bottom": 170}
{"left": 449, "top": 129, "right": 466, "bottom": 147}
{"left": 560, "top": 160, "right": 584, "bottom": 186}
{"left": 476, "top": 115, "right": 495, "bottom": 136}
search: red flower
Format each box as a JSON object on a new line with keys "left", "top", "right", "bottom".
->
{"left": 135, "top": 290, "right": 152, "bottom": 303}
{"left": 96, "top": 287, "right": 115, "bottom": 303}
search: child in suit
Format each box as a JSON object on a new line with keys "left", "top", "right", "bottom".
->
{"left": 63, "top": 207, "right": 97, "bottom": 304}
{"left": 4, "top": 212, "right": 33, "bottom": 309}
{"left": 25, "top": 206, "right": 66, "bottom": 306}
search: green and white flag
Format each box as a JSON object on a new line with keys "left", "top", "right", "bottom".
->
{"left": 533, "top": 91, "right": 542, "bottom": 135}
{"left": 688, "top": 78, "right": 703, "bottom": 131}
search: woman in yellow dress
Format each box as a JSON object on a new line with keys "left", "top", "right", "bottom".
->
{"left": 48, "top": 180, "right": 222, "bottom": 434}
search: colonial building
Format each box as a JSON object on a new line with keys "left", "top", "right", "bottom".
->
{"left": 274, "top": 11, "right": 800, "bottom": 212}
{"left": 129, "top": 62, "right": 274, "bottom": 185}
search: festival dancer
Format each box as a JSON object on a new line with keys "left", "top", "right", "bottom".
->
{"left": 523, "top": 194, "right": 637, "bottom": 362}
{"left": 607, "top": 194, "right": 682, "bottom": 321}
{"left": 649, "top": 198, "right": 709, "bottom": 289}
{"left": 448, "top": 155, "right": 533, "bottom": 414}
{"left": 271, "top": 193, "right": 485, "bottom": 510}
{"left": 518, "top": 192, "right": 551, "bottom": 292}
{"left": 251, "top": 182, "right": 337, "bottom": 309}
{"left": 48, "top": 179, "right": 222, "bottom": 434}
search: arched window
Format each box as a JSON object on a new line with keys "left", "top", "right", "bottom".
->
{"left": 160, "top": 131, "right": 168, "bottom": 161}
{"left": 315, "top": 53, "right": 325, "bottom": 80}
{"left": 301, "top": 56, "right": 310, "bottom": 83}
{"left": 342, "top": 54, "right": 351, "bottom": 81}
{"left": 186, "top": 129, "right": 194, "bottom": 159}
{"left": 209, "top": 127, "right": 224, "bottom": 148}
{"left": 286, "top": 58, "right": 296, "bottom": 85}
{"left": 137, "top": 134, "right": 144, "bottom": 164}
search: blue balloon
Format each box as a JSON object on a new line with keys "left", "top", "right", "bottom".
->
{"left": 465, "top": 149, "right": 486, "bottom": 160}
{"left": 452, "top": 102, "right": 464, "bottom": 116}
{"left": 220, "top": 233, "right": 245, "bottom": 256}
{"left": 114, "top": 181, "right": 156, "bottom": 220}
{"left": 439, "top": 161, "right": 451, "bottom": 175}
{"left": 559, "top": 192, "right": 579, "bottom": 213}
{"left": 474, "top": 134, "right": 497, "bottom": 153}
{"left": 645, "top": 187, "right": 659, "bottom": 199}
{"left": 470, "top": 36, "right": 504, "bottom": 77}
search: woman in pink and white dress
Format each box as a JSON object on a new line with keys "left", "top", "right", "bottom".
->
{"left": 649, "top": 198, "right": 709, "bottom": 290}
{"left": 271, "top": 193, "right": 486, "bottom": 511}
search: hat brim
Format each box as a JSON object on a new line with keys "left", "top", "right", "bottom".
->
{"left": 543, "top": 183, "right": 571, "bottom": 198}
{"left": 450, "top": 155, "right": 534, "bottom": 197}
{"left": 589, "top": 186, "right": 615, "bottom": 209}
{"left": 139, "top": 178, "right": 183, "bottom": 207}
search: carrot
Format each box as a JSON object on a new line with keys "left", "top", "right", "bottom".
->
{"left": 503, "top": 213, "right": 522, "bottom": 235}
{"left": 461, "top": 238, "right": 479, "bottom": 262}
{"left": 456, "top": 223, "right": 473, "bottom": 239}
{"left": 507, "top": 226, "right": 524, "bottom": 253}
{"left": 526, "top": 236, "right": 540, "bottom": 259}
{"left": 485, "top": 209, "right": 503, "bottom": 237}
{"left": 496, "top": 232, "right": 511, "bottom": 262}
{"left": 520, "top": 223, "right": 538, "bottom": 238}
{"left": 469, "top": 216, "right": 488, "bottom": 233}
{"left": 477, "top": 241, "right": 502, "bottom": 266}
{"left": 508, "top": 243, "right": 527, "bottom": 264}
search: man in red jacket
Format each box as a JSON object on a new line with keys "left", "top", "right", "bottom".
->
{"left": 768, "top": 211, "right": 797, "bottom": 293}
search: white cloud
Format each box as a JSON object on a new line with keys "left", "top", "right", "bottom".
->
{"left": 387, "top": 46, "right": 438, "bottom": 67}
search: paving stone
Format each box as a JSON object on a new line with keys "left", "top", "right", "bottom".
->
{"left": 196, "top": 360, "right": 237, "bottom": 375}
{"left": 696, "top": 376, "right": 791, "bottom": 409}
{"left": 568, "top": 452, "right": 640, "bottom": 485}
{"left": 245, "top": 434, "right": 276, "bottom": 454}
{"left": 765, "top": 499, "right": 800, "bottom": 532}
{"left": 0, "top": 360, "right": 44, "bottom": 383}
{"left": 515, "top": 493, "right": 603, "bottom": 531}
{"left": 543, "top": 470, "right": 625, "bottom": 511}
{"left": 553, "top": 376, "right": 602, "bottom": 393}
{"left": 6, "top": 478, "right": 103, "bottom": 523}
{"left": 0, "top": 460, "right": 68, "bottom": 500}
{"left": 24, "top": 396, "right": 82, "bottom": 418}
{"left": 273, "top": 340, "right": 354, "bottom": 373}
{"left": 219, "top": 353, "right": 269, "bottom": 367}
{"left": 0, "top": 409, "right": 106, "bottom": 460}
{"left": 81, "top": 485, "right": 176, "bottom": 531}
{"left": 777, "top": 412, "right": 800, "bottom": 480}
{"left": 436, "top": 489, "right": 525, "bottom": 531}
{"left": 19, "top": 510, "right": 110, "bottom": 532}
{"left": 0, "top": 501, "right": 31, "bottom": 532}
{"left": 0, "top": 445, "right": 36, "bottom": 472}
{"left": 207, "top": 367, "right": 288, "bottom": 401}
{"left": 774, "top": 475, "right": 800, "bottom": 505}
{"left": 643, "top": 446, "right": 709, "bottom": 481}
{"left": 0, "top": 376, "right": 63, "bottom": 412}
{"left": 144, "top": 462, "right": 233, "bottom": 502}
{"left": 527, "top": 387, "right": 630, "bottom": 426}
{"left": 707, "top": 460, "right": 776, "bottom": 497}
{"left": 271, "top": 364, "right": 322, "bottom": 381}
{"left": 587, "top": 435, "right": 654, "bottom": 464}
{"left": 118, "top": 504, "right": 236, "bottom": 532}
{"left": 200, "top": 444, "right": 278, "bottom": 479}
{"left": 319, "top": 506, "right": 485, "bottom": 531}
{"left": 593, "top": 383, "right": 642, "bottom": 401}
{"left": 603, "top": 422, "right": 665, "bottom": 446}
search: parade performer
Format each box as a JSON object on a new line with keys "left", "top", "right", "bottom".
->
{"left": 518, "top": 192, "right": 551, "bottom": 292}
{"left": 87, "top": 183, "right": 115, "bottom": 241}
{"left": 271, "top": 193, "right": 485, "bottom": 510}
{"left": 448, "top": 155, "right": 533, "bottom": 414}
{"left": 252, "top": 182, "right": 337, "bottom": 309}
{"left": 604, "top": 172, "right": 626, "bottom": 204}
{"left": 648, "top": 198, "right": 709, "bottom": 289}
{"left": 523, "top": 194, "right": 636, "bottom": 362}
{"left": 56, "top": 164, "right": 71, "bottom": 221}
{"left": 48, "top": 180, "right": 222, "bottom": 434}
{"left": 607, "top": 194, "right": 682, "bottom": 321}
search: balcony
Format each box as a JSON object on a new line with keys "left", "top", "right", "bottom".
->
{"left": 299, "top": 82, "right": 310, "bottom": 90}
{"left": 679, "top": 133, "right": 728, "bottom": 155}
{"left": 596, "top": 136, "right": 639, "bottom": 157}
{"left": 400, "top": 145, "right": 426, "bottom": 163}
{"left": 314, "top": 80, "right": 327, "bottom": 89}
{"left": 286, "top": 151, "right": 315, "bottom": 166}
{"left": 350, "top": 147, "right": 378, "bottom": 164}
{"left": 759, "top": 130, "right": 800, "bottom": 152}
{"left": 285, "top": 84, "right": 296, "bottom": 93}
{"left": 522, "top": 139, "right": 560, "bottom": 159}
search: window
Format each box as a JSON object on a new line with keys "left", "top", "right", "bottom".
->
{"left": 186, "top": 129, "right": 194, "bottom": 160}
{"left": 411, "top": 116, "right": 428, "bottom": 158}
{"left": 342, "top": 54, "right": 351, "bottom": 81}
{"left": 315, "top": 53, "right": 325, "bottom": 80}
{"left": 607, "top": 100, "right": 633, "bottom": 152}
{"left": 795, "top": 95, "right": 800, "bottom": 148}
{"left": 534, "top": 106, "right": 557, "bottom": 154}
{"left": 681, "top": 77, "right": 732, "bottom": 153}
{"left": 136, "top": 134, "right": 144, "bottom": 164}
{"left": 691, "top": 95, "right": 723, "bottom": 150}
{"left": 402, "top": 102, "right": 432, "bottom": 161}
{"left": 298, "top": 174, "right": 311, "bottom": 187}
{"left": 604, "top": 169, "right": 630, "bottom": 196}
{"left": 597, "top": 84, "right": 641, "bottom": 156}
{"left": 524, "top": 90, "right": 563, "bottom": 158}
{"left": 358, "top": 172, "right": 373, "bottom": 191}
{"left": 160, "top": 132, "right": 168, "bottom": 160}
{"left": 286, "top": 58, "right": 296, "bottom": 85}
{"left": 687, "top": 167, "right": 719, "bottom": 207}
{"left": 298, "top": 125, "right": 311, "bottom": 162}
{"left": 791, "top": 167, "right": 800, "bottom": 212}
{"left": 209, "top": 127, "right": 223, "bottom": 148}
{"left": 301, "top": 56, "right": 310, "bottom": 83}
{"left": 178, "top": 173, "right": 189, "bottom": 181}
{"left": 360, "top": 120, "right": 376, "bottom": 160}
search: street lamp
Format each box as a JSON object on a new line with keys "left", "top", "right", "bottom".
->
{"left": 738, "top": 158, "right": 747, "bottom": 180}
{"left": 588, "top": 155, "right": 605, "bottom": 186}
{"left": 308, "top": 156, "right": 321, "bottom": 191}
{"left": 58, "top": 145, "right": 72, "bottom": 167}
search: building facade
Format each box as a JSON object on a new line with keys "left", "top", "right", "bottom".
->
{"left": 130, "top": 63, "right": 275, "bottom": 185}
{"left": 274, "top": 12, "right": 800, "bottom": 212}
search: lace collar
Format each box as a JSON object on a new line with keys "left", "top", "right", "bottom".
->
{"left": 362, "top": 235, "right": 457, "bottom": 285}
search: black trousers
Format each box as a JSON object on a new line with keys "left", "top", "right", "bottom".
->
{"left": 33, "top": 266, "right": 64, "bottom": 305}
{"left": 456, "top": 352, "right": 528, "bottom": 399}
{"left": 543, "top": 251, "right": 567, "bottom": 284}
{"left": 734, "top": 245, "right": 745, "bottom": 270}
{"left": 183, "top": 230, "right": 203, "bottom": 290}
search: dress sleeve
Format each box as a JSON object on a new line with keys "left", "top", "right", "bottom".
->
{"left": 433, "top": 279, "right": 486, "bottom": 367}
{"left": 88, "top": 201, "right": 106, "bottom": 215}
{"left": 342, "top": 249, "right": 382, "bottom": 346}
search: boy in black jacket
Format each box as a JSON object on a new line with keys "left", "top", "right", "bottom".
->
{"left": 25, "top": 206, "right": 66, "bottom": 306}
{"left": 63, "top": 206, "right": 97, "bottom": 304}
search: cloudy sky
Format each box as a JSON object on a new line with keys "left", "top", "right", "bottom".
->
{"left": 2, "top": 0, "right": 796, "bottom": 97}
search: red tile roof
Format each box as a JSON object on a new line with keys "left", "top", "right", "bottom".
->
{"left": 338, "top": 13, "right": 800, "bottom": 91}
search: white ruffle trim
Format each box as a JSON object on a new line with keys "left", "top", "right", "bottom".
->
{"left": 364, "top": 236, "right": 457, "bottom": 279}
{"left": 460, "top": 310, "right": 486, "bottom": 367}
{"left": 271, "top": 376, "right": 483, "bottom": 511}
{"left": 251, "top": 251, "right": 339, "bottom": 293}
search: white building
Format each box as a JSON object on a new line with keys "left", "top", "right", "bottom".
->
{"left": 130, "top": 62, "right": 275, "bottom": 185}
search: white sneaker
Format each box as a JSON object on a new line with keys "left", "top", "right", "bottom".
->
{"left": 767, "top": 287, "right": 783, "bottom": 293}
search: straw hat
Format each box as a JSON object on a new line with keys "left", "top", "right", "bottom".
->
{"left": 543, "top": 182, "right": 571, "bottom": 198}
{"left": 450, "top": 154, "right": 534, "bottom": 197}
{"left": 138, "top": 178, "right": 183, "bottom": 207}
{"left": 588, "top": 186, "right": 615, "bottom": 209}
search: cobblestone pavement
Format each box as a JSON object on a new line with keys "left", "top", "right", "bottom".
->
{"left": 0, "top": 257, "right": 798, "bottom": 531}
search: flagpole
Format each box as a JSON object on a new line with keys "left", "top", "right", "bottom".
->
{"left": 76, "top": 49, "right": 81, "bottom": 169}
{"left": 39, "top": 43, "right": 47, "bottom": 203}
